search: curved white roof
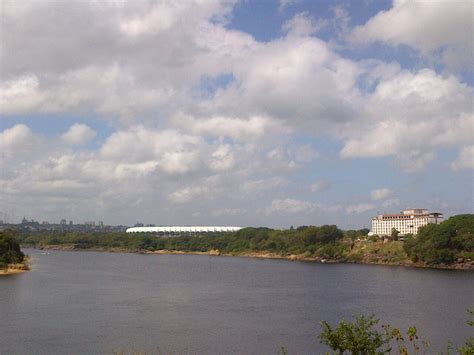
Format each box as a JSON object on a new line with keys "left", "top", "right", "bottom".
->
{"left": 126, "top": 226, "right": 243, "bottom": 233}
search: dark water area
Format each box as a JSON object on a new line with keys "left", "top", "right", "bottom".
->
{"left": 1, "top": 249, "right": 473, "bottom": 354}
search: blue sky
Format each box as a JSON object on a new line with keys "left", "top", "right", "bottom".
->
{"left": 0, "top": 0, "right": 472, "bottom": 228}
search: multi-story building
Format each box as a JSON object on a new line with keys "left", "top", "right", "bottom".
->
{"left": 370, "top": 209, "right": 443, "bottom": 236}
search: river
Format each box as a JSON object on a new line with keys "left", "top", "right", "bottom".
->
{"left": 0, "top": 249, "right": 473, "bottom": 354}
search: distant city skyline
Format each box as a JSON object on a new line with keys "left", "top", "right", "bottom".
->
{"left": 1, "top": 0, "right": 473, "bottom": 229}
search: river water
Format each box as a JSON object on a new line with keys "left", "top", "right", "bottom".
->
{"left": 0, "top": 249, "right": 473, "bottom": 354}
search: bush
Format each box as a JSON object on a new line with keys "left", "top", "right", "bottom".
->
{"left": 0, "top": 230, "right": 25, "bottom": 268}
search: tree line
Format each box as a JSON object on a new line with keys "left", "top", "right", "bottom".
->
{"left": 7, "top": 214, "right": 474, "bottom": 266}
{"left": 403, "top": 214, "right": 473, "bottom": 265}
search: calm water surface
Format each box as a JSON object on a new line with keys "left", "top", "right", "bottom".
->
{"left": 1, "top": 249, "right": 473, "bottom": 354}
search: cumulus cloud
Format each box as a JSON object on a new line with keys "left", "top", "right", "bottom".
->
{"left": 0, "top": 76, "right": 43, "bottom": 115}
{"left": 350, "top": 0, "right": 473, "bottom": 69}
{"left": 310, "top": 180, "right": 330, "bottom": 193}
{"left": 278, "top": 0, "right": 301, "bottom": 12}
{"left": 370, "top": 188, "right": 392, "bottom": 201}
{"left": 61, "top": 124, "right": 96, "bottom": 145}
{"left": 176, "top": 115, "right": 286, "bottom": 141}
{"left": 241, "top": 177, "right": 287, "bottom": 195}
{"left": 0, "top": 124, "right": 48, "bottom": 162}
{"left": 451, "top": 146, "right": 474, "bottom": 171}
{"left": 168, "top": 185, "right": 209, "bottom": 204}
{"left": 0, "top": 0, "right": 472, "bottom": 226}
{"left": 265, "top": 198, "right": 317, "bottom": 215}
{"left": 0, "top": 124, "right": 35, "bottom": 150}
{"left": 211, "top": 208, "right": 247, "bottom": 217}
{"left": 0, "top": 122, "right": 314, "bottom": 224}
{"left": 340, "top": 69, "right": 473, "bottom": 171}
{"left": 282, "top": 13, "right": 328, "bottom": 36}
{"left": 346, "top": 203, "right": 375, "bottom": 214}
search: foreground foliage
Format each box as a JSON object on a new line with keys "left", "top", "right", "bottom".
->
{"left": 0, "top": 231, "right": 25, "bottom": 269}
{"left": 319, "top": 311, "right": 473, "bottom": 355}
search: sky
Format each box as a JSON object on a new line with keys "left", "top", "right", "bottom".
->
{"left": 0, "top": 0, "right": 473, "bottom": 229}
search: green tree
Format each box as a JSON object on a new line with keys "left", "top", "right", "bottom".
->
{"left": 318, "top": 314, "right": 433, "bottom": 355}
{"left": 391, "top": 228, "right": 400, "bottom": 240}
{"left": 319, "top": 314, "right": 392, "bottom": 354}
{"left": 0, "top": 231, "right": 25, "bottom": 269}
{"left": 403, "top": 214, "right": 473, "bottom": 265}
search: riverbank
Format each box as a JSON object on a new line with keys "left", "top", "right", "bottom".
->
{"left": 0, "top": 260, "right": 29, "bottom": 276}
{"left": 25, "top": 243, "right": 474, "bottom": 270}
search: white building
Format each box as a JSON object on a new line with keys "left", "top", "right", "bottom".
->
{"left": 370, "top": 209, "right": 443, "bottom": 236}
{"left": 126, "top": 226, "right": 243, "bottom": 235}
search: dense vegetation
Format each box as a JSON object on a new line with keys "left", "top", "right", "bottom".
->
{"left": 403, "top": 214, "right": 474, "bottom": 265}
{"left": 0, "top": 231, "right": 25, "bottom": 269}
{"left": 16, "top": 224, "right": 359, "bottom": 257}
{"left": 318, "top": 311, "right": 473, "bottom": 354}
{"left": 10, "top": 214, "right": 474, "bottom": 268}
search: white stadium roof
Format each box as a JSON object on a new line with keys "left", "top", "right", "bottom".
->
{"left": 126, "top": 226, "right": 243, "bottom": 233}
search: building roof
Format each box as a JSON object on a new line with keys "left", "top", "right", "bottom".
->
{"left": 373, "top": 212, "right": 443, "bottom": 219}
{"left": 126, "top": 226, "right": 243, "bottom": 233}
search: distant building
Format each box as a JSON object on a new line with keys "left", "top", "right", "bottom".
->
{"left": 370, "top": 209, "right": 443, "bottom": 236}
{"left": 60, "top": 219, "right": 67, "bottom": 225}
{"left": 126, "top": 226, "right": 243, "bottom": 236}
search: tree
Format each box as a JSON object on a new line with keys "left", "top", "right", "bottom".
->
{"left": 391, "top": 228, "right": 400, "bottom": 240}
{"left": 318, "top": 314, "right": 429, "bottom": 355}
{"left": 319, "top": 314, "right": 391, "bottom": 354}
{"left": 403, "top": 214, "right": 473, "bottom": 265}
{"left": 0, "top": 231, "right": 25, "bottom": 269}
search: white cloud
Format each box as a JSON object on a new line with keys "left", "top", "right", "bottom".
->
{"left": 0, "top": 1, "right": 472, "bottom": 226}
{"left": 370, "top": 188, "right": 392, "bottom": 201}
{"left": 0, "top": 124, "right": 34, "bottom": 149}
{"left": 351, "top": 0, "right": 473, "bottom": 69}
{"left": 265, "top": 198, "right": 316, "bottom": 215}
{"left": 282, "top": 13, "right": 328, "bottom": 36}
{"left": 241, "top": 177, "right": 287, "bottom": 195}
{"left": 340, "top": 69, "right": 473, "bottom": 171}
{"left": 0, "top": 124, "right": 47, "bottom": 162}
{"left": 0, "top": 75, "right": 43, "bottom": 115}
{"left": 451, "top": 146, "right": 474, "bottom": 171}
{"left": 168, "top": 185, "right": 208, "bottom": 204}
{"left": 310, "top": 180, "right": 330, "bottom": 193}
{"left": 211, "top": 208, "right": 247, "bottom": 217}
{"left": 346, "top": 203, "right": 375, "bottom": 214}
{"left": 278, "top": 0, "right": 301, "bottom": 12}
{"left": 61, "top": 124, "right": 96, "bottom": 146}
{"left": 100, "top": 126, "right": 203, "bottom": 165}
{"left": 176, "top": 115, "right": 285, "bottom": 141}
{"left": 209, "top": 144, "right": 235, "bottom": 172}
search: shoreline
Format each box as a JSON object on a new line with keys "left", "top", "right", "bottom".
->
{"left": 0, "top": 261, "right": 29, "bottom": 276}
{"left": 23, "top": 245, "right": 474, "bottom": 271}
{"left": 0, "top": 268, "right": 28, "bottom": 276}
